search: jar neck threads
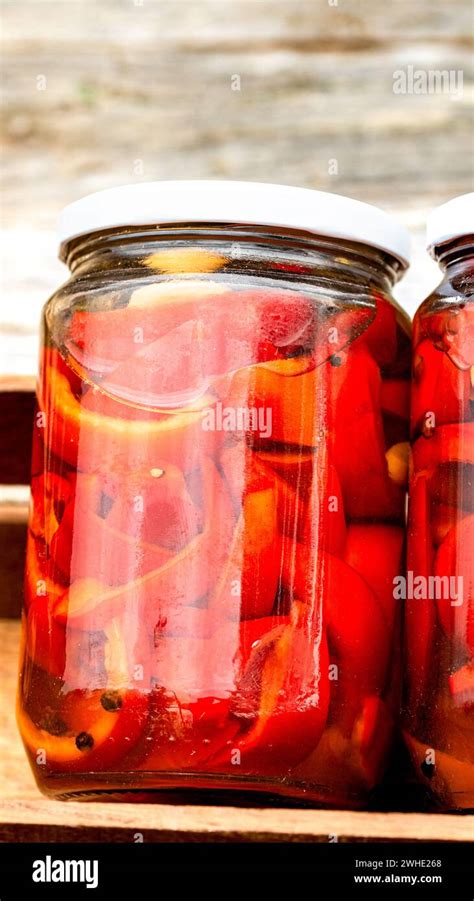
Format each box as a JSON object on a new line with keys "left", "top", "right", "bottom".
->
{"left": 62, "top": 224, "right": 404, "bottom": 295}
{"left": 433, "top": 235, "right": 474, "bottom": 272}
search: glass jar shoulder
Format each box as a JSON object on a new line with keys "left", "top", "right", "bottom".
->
{"left": 414, "top": 249, "right": 474, "bottom": 328}
{"left": 413, "top": 279, "right": 474, "bottom": 369}
{"left": 43, "top": 267, "right": 386, "bottom": 369}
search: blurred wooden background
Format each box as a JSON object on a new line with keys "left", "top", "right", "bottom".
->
{"left": 1, "top": 0, "right": 473, "bottom": 376}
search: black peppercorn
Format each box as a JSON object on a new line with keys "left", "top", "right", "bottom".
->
{"left": 75, "top": 731, "right": 94, "bottom": 751}
{"left": 100, "top": 690, "right": 123, "bottom": 712}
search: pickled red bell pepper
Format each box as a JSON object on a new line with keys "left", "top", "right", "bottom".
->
{"left": 50, "top": 464, "right": 197, "bottom": 585}
{"left": 51, "top": 474, "right": 171, "bottom": 586}
{"left": 381, "top": 378, "right": 410, "bottom": 421}
{"left": 69, "top": 285, "right": 237, "bottom": 366}
{"left": 104, "top": 463, "right": 202, "bottom": 550}
{"left": 29, "top": 471, "right": 71, "bottom": 545}
{"left": 219, "top": 605, "right": 329, "bottom": 773}
{"left": 131, "top": 688, "right": 240, "bottom": 772}
{"left": 430, "top": 502, "right": 462, "bottom": 547}
{"left": 360, "top": 292, "right": 398, "bottom": 368}
{"left": 54, "top": 458, "right": 234, "bottom": 632}
{"left": 69, "top": 287, "right": 315, "bottom": 385}
{"left": 300, "top": 461, "right": 347, "bottom": 557}
{"left": 24, "top": 531, "right": 63, "bottom": 609}
{"left": 405, "top": 475, "right": 436, "bottom": 707}
{"left": 297, "top": 695, "right": 394, "bottom": 795}
{"left": 434, "top": 515, "right": 474, "bottom": 656}
{"left": 222, "top": 356, "right": 319, "bottom": 448}
{"left": 40, "top": 349, "right": 215, "bottom": 472}
{"left": 51, "top": 499, "right": 173, "bottom": 587}
{"left": 26, "top": 595, "right": 67, "bottom": 679}
{"left": 411, "top": 339, "right": 471, "bottom": 433}
{"left": 421, "top": 306, "right": 474, "bottom": 370}
{"left": 328, "top": 345, "right": 404, "bottom": 519}
{"left": 17, "top": 689, "right": 149, "bottom": 773}
{"left": 208, "top": 487, "right": 282, "bottom": 621}
{"left": 412, "top": 423, "right": 474, "bottom": 472}
{"left": 344, "top": 524, "right": 404, "bottom": 631}
{"left": 322, "top": 554, "right": 390, "bottom": 734}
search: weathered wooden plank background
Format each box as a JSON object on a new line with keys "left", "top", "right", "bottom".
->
{"left": 1, "top": 0, "right": 473, "bottom": 375}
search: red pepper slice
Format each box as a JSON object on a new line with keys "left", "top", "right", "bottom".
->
{"left": 236, "top": 289, "right": 371, "bottom": 358}
{"left": 69, "top": 286, "right": 236, "bottom": 368}
{"left": 54, "top": 458, "right": 234, "bottom": 633}
{"left": 359, "top": 292, "right": 398, "bottom": 368}
{"left": 430, "top": 502, "right": 463, "bottom": 547}
{"left": 223, "top": 604, "right": 329, "bottom": 774}
{"left": 314, "top": 304, "right": 375, "bottom": 365}
{"left": 29, "top": 471, "right": 71, "bottom": 546}
{"left": 102, "top": 463, "right": 202, "bottom": 551}
{"left": 249, "top": 289, "right": 315, "bottom": 349}
{"left": 17, "top": 688, "right": 149, "bottom": 774}
{"left": 322, "top": 554, "right": 390, "bottom": 734}
{"left": 292, "top": 693, "right": 394, "bottom": 795}
{"left": 47, "top": 469, "right": 174, "bottom": 585}
{"left": 222, "top": 356, "right": 320, "bottom": 448}
{"left": 284, "top": 542, "right": 389, "bottom": 734}
{"left": 130, "top": 687, "right": 241, "bottom": 772}
{"left": 24, "top": 531, "right": 63, "bottom": 610}
{"left": 40, "top": 349, "right": 216, "bottom": 473}
{"left": 51, "top": 502, "right": 173, "bottom": 588}
{"left": 449, "top": 662, "right": 474, "bottom": 707}
{"left": 411, "top": 339, "right": 471, "bottom": 433}
{"left": 421, "top": 305, "right": 474, "bottom": 370}
{"left": 300, "top": 461, "right": 347, "bottom": 557}
{"left": 328, "top": 345, "right": 404, "bottom": 520}
{"left": 25, "top": 596, "right": 67, "bottom": 679}
{"left": 208, "top": 495, "right": 282, "bottom": 622}
{"left": 405, "top": 474, "right": 436, "bottom": 707}
{"left": 221, "top": 442, "right": 310, "bottom": 542}
{"left": 99, "top": 320, "right": 221, "bottom": 407}
{"left": 254, "top": 445, "right": 346, "bottom": 557}
{"left": 434, "top": 515, "right": 474, "bottom": 656}
{"left": 351, "top": 695, "right": 394, "bottom": 787}
{"left": 381, "top": 377, "right": 410, "bottom": 421}
{"left": 344, "top": 524, "right": 404, "bottom": 632}
{"left": 412, "top": 423, "right": 474, "bottom": 473}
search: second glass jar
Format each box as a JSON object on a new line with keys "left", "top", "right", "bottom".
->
{"left": 404, "top": 193, "right": 474, "bottom": 810}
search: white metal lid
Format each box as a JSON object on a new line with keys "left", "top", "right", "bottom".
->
{"left": 426, "top": 192, "right": 474, "bottom": 254}
{"left": 58, "top": 180, "right": 411, "bottom": 265}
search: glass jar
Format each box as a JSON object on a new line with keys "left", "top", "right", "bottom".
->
{"left": 17, "top": 181, "right": 411, "bottom": 804}
{"left": 404, "top": 193, "right": 474, "bottom": 810}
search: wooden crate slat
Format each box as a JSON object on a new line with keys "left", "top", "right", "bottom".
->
{"left": 0, "top": 799, "right": 471, "bottom": 844}
{"left": 0, "top": 384, "right": 35, "bottom": 486}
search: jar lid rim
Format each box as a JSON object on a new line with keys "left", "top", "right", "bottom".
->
{"left": 426, "top": 192, "right": 474, "bottom": 254}
{"left": 58, "top": 180, "right": 411, "bottom": 265}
